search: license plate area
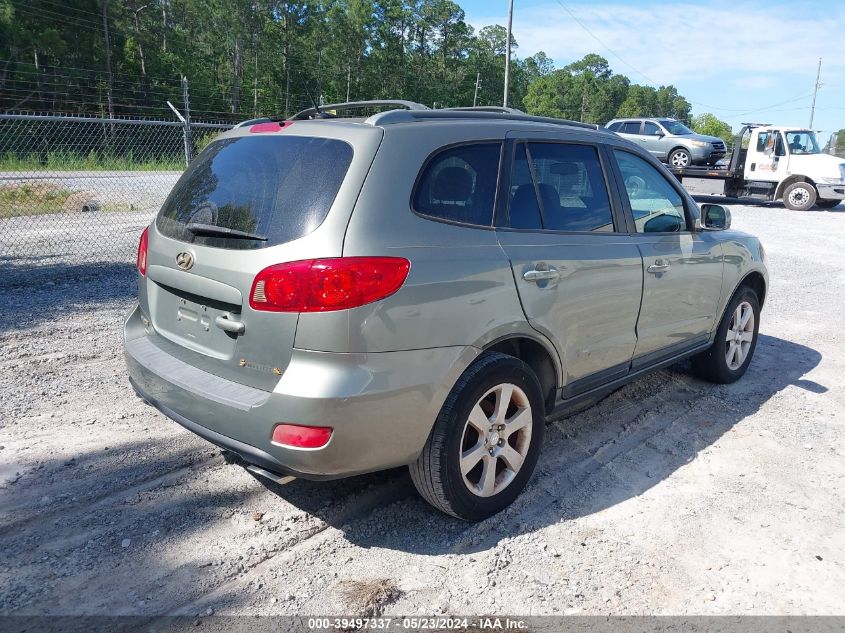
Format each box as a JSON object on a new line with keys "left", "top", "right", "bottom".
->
{"left": 150, "top": 283, "right": 241, "bottom": 359}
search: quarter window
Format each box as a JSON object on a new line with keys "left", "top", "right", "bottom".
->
{"left": 607, "top": 122, "right": 623, "bottom": 132}
{"left": 614, "top": 150, "right": 688, "bottom": 233}
{"left": 507, "top": 142, "right": 614, "bottom": 233}
{"left": 413, "top": 143, "right": 502, "bottom": 226}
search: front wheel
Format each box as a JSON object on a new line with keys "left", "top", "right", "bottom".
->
{"left": 668, "top": 148, "right": 692, "bottom": 168}
{"left": 409, "top": 352, "right": 545, "bottom": 521}
{"left": 783, "top": 182, "right": 817, "bottom": 211}
{"left": 691, "top": 286, "right": 760, "bottom": 384}
{"left": 816, "top": 198, "right": 841, "bottom": 209}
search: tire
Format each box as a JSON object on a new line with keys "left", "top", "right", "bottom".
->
{"left": 691, "top": 286, "right": 760, "bottom": 384}
{"left": 782, "top": 182, "right": 817, "bottom": 211}
{"left": 409, "top": 352, "right": 545, "bottom": 521}
{"left": 668, "top": 148, "right": 692, "bottom": 168}
{"left": 816, "top": 199, "right": 841, "bottom": 209}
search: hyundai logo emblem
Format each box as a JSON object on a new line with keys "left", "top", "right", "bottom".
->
{"left": 175, "top": 252, "right": 194, "bottom": 271}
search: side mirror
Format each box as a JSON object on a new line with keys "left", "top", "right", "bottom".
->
{"left": 654, "top": 132, "right": 665, "bottom": 138}
{"left": 701, "top": 203, "right": 731, "bottom": 230}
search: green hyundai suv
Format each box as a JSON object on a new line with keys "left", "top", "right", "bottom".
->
{"left": 125, "top": 101, "right": 767, "bottom": 521}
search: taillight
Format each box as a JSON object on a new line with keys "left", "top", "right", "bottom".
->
{"left": 137, "top": 227, "right": 149, "bottom": 276}
{"left": 250, "top": 257, "right": 410, "bottom": 312}
{"left": 271, "top": 424, "right": 333, "bottom": 449}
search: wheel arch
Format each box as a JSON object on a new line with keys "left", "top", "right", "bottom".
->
{"left": 775, "top": 174, "right": 816, "bottom": 201}
{"left": 483, "top": 335, "right": 560, "bottom": 413}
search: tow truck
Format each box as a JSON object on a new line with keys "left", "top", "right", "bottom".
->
{"left": 668, "top": 123, "right": 845, "bottom": 210}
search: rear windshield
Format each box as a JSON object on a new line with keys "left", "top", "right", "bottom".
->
{"left": 156, "top": 135, "right": 353, "bottom": 249}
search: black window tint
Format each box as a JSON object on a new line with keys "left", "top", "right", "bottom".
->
{"left": 507, "top": 144, "right": 543, "bottom": 230}
{"left": 414, "top": 143, "right": 501, "bottom": 226}
{"left": 614, "top": 150, "right": 688, "bottom": 233}
{"left": 774, "top": 132, "right": 786, "bottom": 157}
{"left": 621, "top": 121, "right": 642, "bottom": 134}
{"left": 607, "top": 122, "right": 622, "bottom": 132}
{"left": 526, "top": 143, "right": 614, "bottom": 232}
{"left": 157, "top": 136, "right": 353, "bottom": 249}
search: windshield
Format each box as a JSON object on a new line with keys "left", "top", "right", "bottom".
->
{"left": 785, "top": 131, "right": 820, "bottom": 155}
{"left": 659, "top": 120, "right": 693, "bottom": 135}
{"left": 157, "top": 135, "right": 353, "bottom": 249}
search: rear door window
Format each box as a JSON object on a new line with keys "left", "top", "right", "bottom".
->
{"left": 413, "top": 143, "right": 502, "bottom": 226}
{"left": 506, "top": 142, "right": 614, "bottom": 232}
{"left": 157, "top": 136, "right": 353, "bottom": 249}
{"left": 621, "top": 121, "right": 642, "bottom": 134}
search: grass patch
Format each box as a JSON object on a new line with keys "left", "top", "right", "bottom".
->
{"left": 0, "top": 183, "right": 76, "bottom": 218}
{"left": 0, "top": 151, "right": 184, "bottom": 172}
{"left": 339, "top": 579, "right": 401, "bottom": 617}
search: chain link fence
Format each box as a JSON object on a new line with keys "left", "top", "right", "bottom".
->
{"left": 0, "top": 113, "right": 232, "bottom": 281}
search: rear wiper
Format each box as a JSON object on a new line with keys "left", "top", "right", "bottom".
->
{"left": 185, "top": 223, "right": 267, "bottom": 241}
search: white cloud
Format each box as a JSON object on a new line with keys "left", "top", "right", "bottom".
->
{"left": 468, "top": 0, "right": 845, "bottom": 86}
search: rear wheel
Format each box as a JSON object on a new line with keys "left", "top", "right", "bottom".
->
{"left": 691, "top": 286, "right": 760, "bottom": 383}
{"left": 783, "top": 182, "right": 817, "bottom": 211}
{"left": 668, "top": 148, "right": 692, "bottom": 168}
{"left": 816, "top": 199, "right": 841, "bottom": 209}
{"left": 409, "top": 352, "right": 544, "bottom": 521}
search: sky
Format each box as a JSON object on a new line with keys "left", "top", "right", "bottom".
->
{"left": 462, "top": 0, "right": 845, "bottom": 138}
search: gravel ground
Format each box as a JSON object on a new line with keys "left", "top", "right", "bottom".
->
{"left": 1, "top": 200, "right": 844, "bottom": 617}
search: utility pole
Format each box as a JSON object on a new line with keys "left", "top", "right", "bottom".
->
{"left": 809, "top": 57, "right": 822, "bottom": 128}
{"left": 473, "top": 72, "right": 481, "bottom": 107}
{"left": 503, "top": 0, "right": 514, "bottom": 107}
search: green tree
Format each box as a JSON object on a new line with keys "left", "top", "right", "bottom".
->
{"left": 691, "top": 113, "right": 734, "bottom": 143}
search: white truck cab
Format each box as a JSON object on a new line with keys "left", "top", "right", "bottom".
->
{"left": 670, "top": 123, "right": 845, "bottom": 210}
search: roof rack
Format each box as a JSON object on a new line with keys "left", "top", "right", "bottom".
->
{"left": 741, "top": 122, "right": 772, "bottom": 128}
{"left": 366, "top": 108, "right": 599, "bottom": 130}
{"left": 290, "top": 100, "right": 429, "bottom": 120}
{"left": 444, "top": 106, "right": 526, "bottom": 115}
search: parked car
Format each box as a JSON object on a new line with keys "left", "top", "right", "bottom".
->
{"left": 606, "top": 117, "right": 727, "bottom": 167}
{"left": 125, "top": 101, "right": 768, "bottom": 521}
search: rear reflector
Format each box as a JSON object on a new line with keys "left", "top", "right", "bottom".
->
{"left": 271, "top": 424, "right": 333, "bottom": 449}
{"left": 137, "top": 226, "right": 149, "bottom": 276}
{"left": 250, "top": 257, "right": 410, "bottom": 312}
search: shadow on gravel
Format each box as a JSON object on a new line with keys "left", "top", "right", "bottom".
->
{"left": 0, "top": 260, "right": 135, "bottom": 332}
{"left": 254, "top": 334, "right": 824, "bottom": 554}
{"left": 0, "top": 336, "right": 824, "bottom": 613}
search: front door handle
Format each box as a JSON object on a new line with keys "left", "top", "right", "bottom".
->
{"left": 523, "top": 267, "right": 561, "bottom": 283}
{"left": 647, "top": 261, "right": 670, "bottom": 274}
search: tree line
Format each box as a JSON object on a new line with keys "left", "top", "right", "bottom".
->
{"left": 1, "top": 0, "right": 735, "bottom": 136}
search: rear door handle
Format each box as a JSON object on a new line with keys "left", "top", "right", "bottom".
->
{"left": 647, "top": 261, "right": 670, "bottom": 274}
{"left": 523, "top": 267, "right": 561, "bottom": 283}
{"left": 215, "top": 314, "right": 245, "bottom": 334}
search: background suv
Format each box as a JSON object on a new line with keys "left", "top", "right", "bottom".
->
{"left": 125, "top": 102, "right": 767, "bottom": 521}
{"left": 606, "top": 117, "right": 727, "bottom": 167}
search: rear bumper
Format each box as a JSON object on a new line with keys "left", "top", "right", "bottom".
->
{"left": 816, "top": 183, "right": 845, "bottom": 200}
{"left": 124, "top": 305, "right": 476, "bottom": 479}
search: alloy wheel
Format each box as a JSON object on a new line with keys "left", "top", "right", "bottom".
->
{"left": 671, "top": 151, "right": 690, "bottom": 167}
{"left": 725, "top": 300, "right": 755, "bottom": 370}
{"left": 459, "top": 383, "right": 533, "bottom": 497}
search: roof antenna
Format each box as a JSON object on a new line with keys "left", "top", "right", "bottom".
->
{"left": 299, "top": 73, "right": 327, "bottom": 119}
